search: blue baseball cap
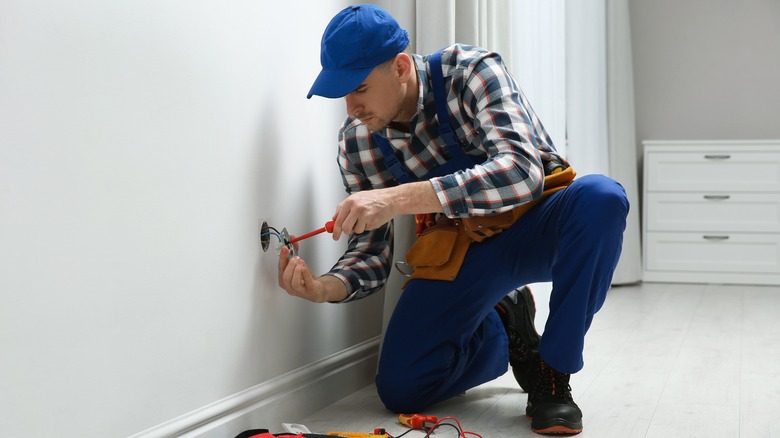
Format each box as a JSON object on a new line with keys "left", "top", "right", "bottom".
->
{"left": 307, "top": 4, "right": 410, "bottom": 99}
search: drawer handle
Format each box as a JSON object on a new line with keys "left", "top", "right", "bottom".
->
{"left": 704, "top": 154, "right": 731, "bottom": 160}
{"left": 703, "top": 235, "right": 730, "bottom": 241}
{"left": 703, "top": 195, "right": 731, "bottom": 200}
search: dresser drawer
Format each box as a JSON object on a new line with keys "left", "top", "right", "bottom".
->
{"left": 645, "top": 232, "right": 780, "bottom": 274}
{"left": 646, "top": 193, "right": 780, "bottom": 232}
{"left": 646, "top": 151, "right": 780, "bottom": 192}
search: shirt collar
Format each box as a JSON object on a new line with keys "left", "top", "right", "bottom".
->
{"left": 412, "top": 54, "right": 428, "bottom": 118}
{"left": 383, "top": 54, "right": 429, "bottom": 140}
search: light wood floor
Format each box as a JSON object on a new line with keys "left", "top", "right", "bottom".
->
{"left": 300, "top": 282, "right": 780, "bottom": 437}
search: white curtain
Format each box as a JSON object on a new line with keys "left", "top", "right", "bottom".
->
{"left": 605, "top": 0, "right": 641, "bottom": 284}
{"left": 565, "top": 0, "right": 642, "bottom": 284}
{"left": 510, "top": 1, "right": 567, "bottom": 156}
{"left": 381, "top": 0, "right": 512, "bottom": 56}
{"left": 565, "top": 0, "right": 609, "bottom": 176}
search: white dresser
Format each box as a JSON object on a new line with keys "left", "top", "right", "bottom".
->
{"left": 642, "top": 140, "right": 780, "bottom": 285}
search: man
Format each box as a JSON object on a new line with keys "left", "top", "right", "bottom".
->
{"left": 278, "top": 4, "right": 628, "bottom": 435}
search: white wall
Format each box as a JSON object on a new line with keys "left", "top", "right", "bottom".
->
{"left": 0, "top": 1, "right": 385, "bottom": 436}
{"left": 629, "top": 0, "right": 780, "bottom": 142}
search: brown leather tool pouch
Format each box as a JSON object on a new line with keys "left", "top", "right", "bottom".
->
{"left": 404, "top": 218, "right": 472, "bottom": 283}
{"left": 460, "top": 210, "right": 516, "bottom": 243}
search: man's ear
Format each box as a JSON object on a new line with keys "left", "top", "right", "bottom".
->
{"left": 394, "top": 53, "right": 414, "bottom": 83}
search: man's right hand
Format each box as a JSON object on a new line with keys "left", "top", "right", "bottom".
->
{"left": 331, "top": 181, "right": 443, "bottom": 240}
{"left": 277, "top": 246, "right": 348, "bottom": 303}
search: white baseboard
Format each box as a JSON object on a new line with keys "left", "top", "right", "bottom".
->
{"left": 129, "top": 337, "right": 381, "bottom": 438}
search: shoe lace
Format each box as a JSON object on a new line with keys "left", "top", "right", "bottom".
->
{"left": 507, "top": 331, "right": 531, "bottom": 363}
{"left": 536, "top": 361, "right": 574, "bottom": 402}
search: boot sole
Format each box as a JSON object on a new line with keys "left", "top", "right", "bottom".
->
{"left": 527, "top": 415, "right": 583, "bottom": 435}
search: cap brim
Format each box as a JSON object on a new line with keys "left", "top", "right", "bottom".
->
{"left": 307, "top": 67, "right": 374, "bottom": 99}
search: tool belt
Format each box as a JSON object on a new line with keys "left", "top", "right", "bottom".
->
{"left": 404, "top": 166, "right": 576, "bottom": 283}
{"left": 235, "top": 430, "right": 336, "bottom": 438}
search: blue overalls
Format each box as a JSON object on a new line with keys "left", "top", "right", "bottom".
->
{"left": 372, "top": 50, "right": 630, "bottom": 413}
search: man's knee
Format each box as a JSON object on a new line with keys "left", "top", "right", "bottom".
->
{"left": 375, "top": 370, "right": 426, "bottom": 413}
{"left": 571, "top": 174, "right": 629, "bottom": 223}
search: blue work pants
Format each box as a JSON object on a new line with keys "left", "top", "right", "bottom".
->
{"left": 375, "top": 174, "right": 629, "bottom": 413}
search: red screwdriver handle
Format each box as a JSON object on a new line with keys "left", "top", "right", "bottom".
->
{"left": 288, "top": 221, "right": 336, "bottom": 244}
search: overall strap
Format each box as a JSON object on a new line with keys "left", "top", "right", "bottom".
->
{"left": 373, "top": 132, "right": 412, "bottom": 184}
{"left": 428, "top": 49, "right": 463, "bottom": 157}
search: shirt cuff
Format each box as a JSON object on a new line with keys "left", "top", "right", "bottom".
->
{"left": 323, "top": 272, "right": 359, "bottom": 303}
{"left": 430, "top": 174, "right": 470, "bottom": 218}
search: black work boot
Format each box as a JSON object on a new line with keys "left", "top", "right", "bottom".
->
{"left": 495, "top": 286, "right": 541, "bottom": 392}
{"left": 526, "top": 357, "right": 583, "bottom": 435}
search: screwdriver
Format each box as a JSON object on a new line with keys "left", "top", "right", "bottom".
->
{"left": 287, "top": 221, "right": 336, "bottom": 244}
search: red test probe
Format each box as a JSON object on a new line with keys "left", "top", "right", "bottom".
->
{"left": 287, "top": 221, "right": 336, "bottom": 244}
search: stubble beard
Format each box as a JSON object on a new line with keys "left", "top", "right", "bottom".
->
{"left": 358, "top": 102, "right": 404, "bottom": 133}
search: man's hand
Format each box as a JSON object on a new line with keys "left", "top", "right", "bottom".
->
{"left": 332, "top": 189, "right": 397, "bottom": 240}
{"left": 277, "top": 246, "right": 348, "bottom": 303}
{"left": 332, "top": 181, "right": 443, "bottom": 240}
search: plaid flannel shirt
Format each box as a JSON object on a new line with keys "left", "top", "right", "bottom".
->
{"left": 326, "top": 44, "right": 568, "bottom": 302}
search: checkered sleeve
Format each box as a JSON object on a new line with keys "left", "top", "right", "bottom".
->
{"left": 324, "top": 125, "right": 394, "bottom": 302}
{"left": 429, "top": 50, "right": 548, "bottom": 218}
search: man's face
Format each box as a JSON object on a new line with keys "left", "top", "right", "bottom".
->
{"left": 344, "top": 62, "right": 405, "bottom": 132}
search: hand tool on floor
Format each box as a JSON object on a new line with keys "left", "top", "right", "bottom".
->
{"left": 326, "top": 430, "right": 388, "bottom": 437}
{"left": 398, "top": 413, "right": 439, "bottom": 430}
{"left": 235, "top": 430, "right": 338, "bottom": 438}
